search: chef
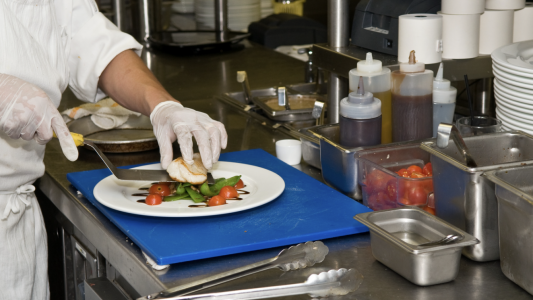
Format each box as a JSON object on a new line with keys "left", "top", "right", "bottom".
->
{"left": 0, "top": 0, "right": 227, "bottom": 299}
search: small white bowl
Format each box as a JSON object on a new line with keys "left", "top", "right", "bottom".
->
{"left": 275, "top": 139, "right": 302, "bottom": 166}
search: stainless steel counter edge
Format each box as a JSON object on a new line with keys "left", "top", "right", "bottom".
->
{"left": 38, "top": 173, "right": 166, "bottom": 296}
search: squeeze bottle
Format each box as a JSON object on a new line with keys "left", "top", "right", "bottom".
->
{"left": 432, "top": 63, "right": 457, "bottom": 137}
{"left": 340, "top": 77, "right": 382, "bottom": 148}
{"left": 349, "top": 53, "right": 392, "bottom": 143}
{"left": 391, "top": 50, "right": 434, "bottom": 142}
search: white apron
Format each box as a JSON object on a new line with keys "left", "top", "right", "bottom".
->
{"left": 0, "top": 0, "right": 141, "bottom": 298}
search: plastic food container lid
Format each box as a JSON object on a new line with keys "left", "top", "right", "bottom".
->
{"left": 433, "top": 63, "right": 457, "bottom": 103}
{"left": 356, "top": 52, "right": 382, "bottom": 73}
{"left": 400, "top": 50, "right": 425, "bottom": 73}
{"left": 340, "top": 77, "right": 382, "bottom": 119}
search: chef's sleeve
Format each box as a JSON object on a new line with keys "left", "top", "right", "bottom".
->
{"left": 68, "top": 0, "right": 143, "bottom": 103}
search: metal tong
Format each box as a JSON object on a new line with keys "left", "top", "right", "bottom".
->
{"left": 139, "top": 241, "right": 329, "bottom": 299}
{"left": 436, "top": 123, "right": 478, "bottom": 168}
{"left": 142, "top": 268, "right": 361, "bottom": 300}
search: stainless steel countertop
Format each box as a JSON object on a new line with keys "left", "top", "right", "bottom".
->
{"left": 39, "top": 43, "right": 533, "bottom": 299}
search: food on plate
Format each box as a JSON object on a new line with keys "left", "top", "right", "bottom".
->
{"left": 167, "top": 153, "right": 208, "bottom": 185}
{"left": 145, "top": 194, "right": 163, "bottom": 206}
{"left": 149, "top": 184, "right": 172, "bottom": 196}
{"left": 208, "top": 195, "right": 226, "bottom": 206}
{"left": 234, "top": 179, "right": 245, "bottom": 189}
{"left": 219, "top": 186, "right": 239, "bottom": 199}
{"left": 139, "top": 175, "right": 245, "bottom": 207}
{"left": 363, "top": 163, "right": 435, "bottom": 215}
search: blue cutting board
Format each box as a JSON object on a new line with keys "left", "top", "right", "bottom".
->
{"left": 67, "top": 149, "right": 371, "bottom": 265}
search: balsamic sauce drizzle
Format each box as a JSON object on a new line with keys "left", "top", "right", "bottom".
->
{"left": 134, "top": 186, "right": 250, "bottom": 206}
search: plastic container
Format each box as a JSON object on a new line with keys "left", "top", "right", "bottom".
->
{"left": 432, "top": 63, "right": 457, "bottom": 137}
{"left": 357, "top": 142, "right": 434, "bottom": 213}
{"left": 349, "top": 53, "right": 392, "bottom": 143}
{"left": 391, "top": 51, "right": 434, "bottom": 142}
{"left": 340, "top": 77, "right": 382, "bottom": 148}
{"left": 355, "top": 207, "right": 479, "bottom": 286}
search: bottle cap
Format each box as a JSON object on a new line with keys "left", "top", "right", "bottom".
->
{"left": 356, "top": 52, "right": 382, "bottom": 74}
{"left": 340, "top": 77, "right": 382, "bottom": 120}
{"left": 400, "top": 50, "right": 425, "bottom": 73}
{"left": 433, "top": 63, "right": 457, "bottom": 104}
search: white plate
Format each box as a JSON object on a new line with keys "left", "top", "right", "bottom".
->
{"left": 494, "top": 78, "right": 533, "bottom": 98}
{"left": 493, "top": 69, "right": 533, "bottom": 89}
{"left": 495, "top": 97, "right": 533, "bottom": 121}
{"left": 492, "top": 40, "right": 533, "bottom": 74}
{"left": 93, "top": 162, "right": 285, "bottom": 217}
{"left": 493, "top": 60, "right": 533, "bottom": 78}
{"left": 493, "top": 64, "right": 533, "bottom": 84}
{"left": 495, "top": 91, "right": 533, "bottom": 111}
{"left": 496, "top": 106, "right": 533, "bottom": 127}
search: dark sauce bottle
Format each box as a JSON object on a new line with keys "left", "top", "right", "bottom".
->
{"left": 340, "top": 77, "right": 382, "bottom": 148}
{"left": 391, "top": 50, "right": 434, "bottom": 142}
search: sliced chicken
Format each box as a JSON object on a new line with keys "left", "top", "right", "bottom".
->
{"left": 166, "top": 153, "right": 207, "bottom": 185}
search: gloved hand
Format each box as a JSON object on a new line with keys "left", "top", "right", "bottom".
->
{"left": 150, "top": 101, "right": 228, "bottom": 170}
{"left": 0, "top": 74, "right": 78, "bottom": 161}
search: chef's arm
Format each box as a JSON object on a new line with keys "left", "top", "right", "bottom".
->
{"left": 97, "top": 49, "right": 177, "bottom": 115}
{"left": 96, "top": 49, "right": 228, "bottom": 170}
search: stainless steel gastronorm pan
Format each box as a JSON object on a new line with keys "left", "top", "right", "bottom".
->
{"left": 355, "top": 207, "right": 478, "bottom": 286}
{"left": 420, "top": 130, "right": 533, "bottom": 262}
{"left": 485, "top": 166, "right": 533, "bottom": 296}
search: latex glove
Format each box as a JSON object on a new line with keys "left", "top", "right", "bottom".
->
{"left": 150, "top": 101, "right": 228, "bottom": 169}
{"left": 0, "top": 74, "right": 79, "bottom": 161}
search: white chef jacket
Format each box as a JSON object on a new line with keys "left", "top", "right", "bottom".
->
{"left": 0, "top": 0, "right": 142, "bottom": 191}
{"left": 0, "top": 0, "right": 142, "bottom": 299}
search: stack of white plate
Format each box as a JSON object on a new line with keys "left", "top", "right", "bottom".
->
{"left": 492, "top": 40, "right": 533, "bottom": 133}
{"left": 195, "top": 0, "right": 261, "bottom": 32}
{"left": 261, "top": 0, "right": 274, "bottom": 18}
{"left": 172, "top": 0, "right": 195, "bottom": 14}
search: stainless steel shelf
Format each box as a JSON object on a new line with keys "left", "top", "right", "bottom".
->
{"left": 313, "top": 43, "right": 494, "bottom": 81}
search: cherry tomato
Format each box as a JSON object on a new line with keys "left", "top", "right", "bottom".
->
{"left": 407, "top": 165, "right": 423, "bottom": 174}
{"left": 145, "top": 194, "right": 163, "bottom": 206}
{"left": 422, "top": 163, "right": 432, "bottom": 176}
{"left": 234, "top": 179, "right": 245, "bottom": 189}
{"left": 396, "top": 169, "right": 411, "bottom": 178}
{"left": 422, "top": 206, "right": 436, "bottom": 215}
{"left": 407, "top": 187, "right": 428, "bottom": 206}
{"left": 366, "top": 170, "right": 393, "bottom": 194}
{"left": 208, "top": 195, "right": 226, "bottom": 206}
{"left": 149, "top": 184, "right": 172, "bottom": 196}
{"left": 368, "top": 192, "right": 394, "bottom": 210}
{"left": 398, "top": 197, "right": 413, "bottom": 206}
{"left": 385, "top": 179, "right": 397, "bottom": 201}
{"left": 219, "top": 186, "right": 239, "bottom": 199}
{"left": 410, "top": 172, "right": 425, "bottom": 179}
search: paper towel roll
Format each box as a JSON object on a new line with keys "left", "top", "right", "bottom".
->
{"left": 442, "top": 0, "right": 485, "bottom": 14}
{"left": 479, "top": 10, "right": 514, "bottom": 55}
{"left": 438, "top": 12, "right": 480, "bottom": 59}
{"left": 398, "top": 14, "right": 443, "bottom": 64}
{"left": 486, "top": 0, "right": 525, "bottom": 10}
{"left": 514, "top": 3, "right": 533, "bottom": 42}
